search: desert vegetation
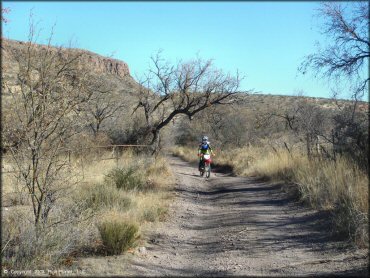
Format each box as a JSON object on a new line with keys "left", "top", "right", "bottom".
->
{"left": 1, "top": 17, "right": 174, "bottom": 270}
{"left": 2, "top": 149, "right": 173, "bottom": 269}
{"left": 173, "top": 144, "right": 368, "bottom": 247}
{"left": 1, "top": 12, "right": 241, "bottom": 270}
{"left": 1, "top": 2, "right": 368, "bottom": 273}
{"left": 172, "top": 2, "right": 369, "bottom": 248}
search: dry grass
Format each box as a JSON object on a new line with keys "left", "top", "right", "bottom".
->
{"left": 171, "top": 146, "right": 198, "bottom": 163}
{"left": 172, "top": 145, "right": 368, "bottom": 247}
{"left": 2, "top": 199, "right": 95, "bottom": 269}
{"left": 76, "top": 152, "right": 173, "bottom": 256}
{"left": 2, "top": 150, "right": 174, "bottom": 269}
{"left": 2, "top": 160, "right": 31, "bottom": 207}
{"left": 240, "top": 148, "right": 297, "bottom": 179}
{"left": 97, "top": 215, "right": 139, "bottom": 255}
{"left": 78, "top": 182, "right": 132, "bottom": 211}
{"left": 294, "top": 156, "right": 368, "bottom": 246}
{"left": 254, "top": 151, "right": 368, "bottom": 247}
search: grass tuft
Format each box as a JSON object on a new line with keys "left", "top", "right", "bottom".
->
{"left": 104, "top": 167, "right": 146, "bottom": 191}
{"left": 97, "top": 218, "right": 139, "bottom": 255}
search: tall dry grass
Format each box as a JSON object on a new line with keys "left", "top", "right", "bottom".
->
{"left": 2, "top": 150, "right": 174, "bottom": 269}
{"left": 172, "top": 145, "right": 368, "bottom": 247}
{"left": 294, "top": 156, "right": 368, "bottom": 246}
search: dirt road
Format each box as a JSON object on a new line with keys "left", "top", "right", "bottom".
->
{"left": 80, "top": 156, "right": 368, "bottom": 276}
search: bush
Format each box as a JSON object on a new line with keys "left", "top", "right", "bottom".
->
{"left": 333, "top": 106, "right": 369, "bottom": 171}
{"left": 332, "top": 195, "right": 368, "bottom": 247}
{"left": 97, "top": 219, "right": 139, "bottom": 255}
{"left": 2, "top": 205, "right": 93, "bottom": 269}
{"left": 105, "top": 167, "right": 146, "bottom": 191}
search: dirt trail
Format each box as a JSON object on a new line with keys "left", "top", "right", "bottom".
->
{"left": 79, "top": 156, "right": 368, "bottom": 276}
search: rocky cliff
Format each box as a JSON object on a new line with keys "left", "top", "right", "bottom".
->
{"left": 75, "top": 49, "right": 130, "bottom": 77}
{"left": 1, "top": 38, "right": 131, "bottom": 79}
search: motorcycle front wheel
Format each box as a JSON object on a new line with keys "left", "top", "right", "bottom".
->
{"left": 205, "top": 164, "right": 211, "bottom": 178}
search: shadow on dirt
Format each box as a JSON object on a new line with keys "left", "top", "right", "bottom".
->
{"left": 127, "top": 259, "right": 231, "bottom": 277}
{"left": 175, "top": 176, "right": 347, "bottom": 256}
{"left": 123, "top": 156, "right": 367, "bottom": 276}
{"left": 211, "top": 163, "right": 234, "bottom": 175}
{"left": 177, "top": 172, "right": 201, "bottom": 178}
{"left": 329, "top": 266, "right": 369, "bottom": 277}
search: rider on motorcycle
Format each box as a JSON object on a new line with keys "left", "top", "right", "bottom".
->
{"left": 198, "top": 136, "right": 215, "bottom": 171}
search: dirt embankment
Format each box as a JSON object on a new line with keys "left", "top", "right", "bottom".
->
{"left": 79, "top": 156, "right": 368, "bottom": 276}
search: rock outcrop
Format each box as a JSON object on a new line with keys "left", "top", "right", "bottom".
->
{"left": 76, "top": 51, "right": 130, "bottom": 77}
{"left": 1, "top": 38, "right": 131, "bottom": 78}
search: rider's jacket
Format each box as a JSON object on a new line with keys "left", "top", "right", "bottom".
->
{"left": 198, "top": 143, "right": 213, "bottom": 156}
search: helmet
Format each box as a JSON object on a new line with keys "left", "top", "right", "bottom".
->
{"left": 202, "top": 135, "right": 208, "bottom": 142}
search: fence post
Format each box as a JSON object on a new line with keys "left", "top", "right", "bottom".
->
{"left": 114, "top": 146, "right": 119, "bottom": 167}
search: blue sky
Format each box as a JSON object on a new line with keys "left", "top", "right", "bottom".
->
{"left": 2, "top": 1, "right": 367, "bottom": 100}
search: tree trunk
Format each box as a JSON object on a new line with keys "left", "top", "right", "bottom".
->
{"left": 150, "top": 130, "right": 161, "bottom": 156}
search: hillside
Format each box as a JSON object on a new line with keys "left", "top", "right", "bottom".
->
{"left": 1, "top": 38, "right": 146, "bottom": 147}
{"left": 236, "top": 93, "right": 368, "bottom": 113}
{"left": 2, "top": 38, "right": 367, "bottom": 120}
{"left": 2, "top": 38, "right": 368, "bottom": 150}
{"left": 1, "top": 38, "right": 140, "bottom": 95}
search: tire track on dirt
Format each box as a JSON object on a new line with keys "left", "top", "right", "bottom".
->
{"left": 94, "top": 155, "right": 369, "bottom": 276}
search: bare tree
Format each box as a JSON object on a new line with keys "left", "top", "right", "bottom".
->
{"left": 1, "top": 7, "right": 10, "bottom": 23}
{"left": 176, "top": 104, "right": 251, "bottom": 149}
{"left": 300, "top": 2, "right": 369, "bottom": 102}
{"left": 258, "top": 96, "right": 328, "bottom": 158}
{"left": 299, "top": 2, "right": 369, "bottom": 167}
{"left": 2, "top": 24, "right": 96, "bottom": 234}
{"left": 133, "top": 51, "right": 242, "bottom": 153}
{"left": 82, "top": 89, "right": 126, "bottom": 137}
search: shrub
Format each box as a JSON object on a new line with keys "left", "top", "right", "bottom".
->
{"left": 332, "top": 195, "right": 368, "bottom": 247}
{"left": 2, "top": 205, "right": 94, "bottom": 269}
{"left": 294, "top": 157, "right": 368, "bottom": 246}
{"left": 105, "top": 167, "right": 146, "bottom": 191}
{"left": 97, "top": 219, "right": 139, "bottom": 255}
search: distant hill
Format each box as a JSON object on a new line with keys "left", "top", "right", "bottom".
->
{"left": 236, "top": 93, "right": 368, "bottom": 113}
{"left": 2, "top": 38, "right": 367, "bottom": 110}
{"left": 1, "top": 38, "right": 145, "bottom": 147}
{"left": 2, "top": 38, "right": 368, "bottom": 149}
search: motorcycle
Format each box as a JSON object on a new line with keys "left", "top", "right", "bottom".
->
{"left": 199, "top": 154, "right": 212, "bottom": 178}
